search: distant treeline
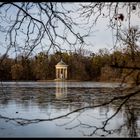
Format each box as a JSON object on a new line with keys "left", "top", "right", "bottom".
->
{"left": 0, "top": 48, "right": 140, "bottom": 83}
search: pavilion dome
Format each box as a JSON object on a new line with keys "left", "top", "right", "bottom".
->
{"left": 56, "top": 59, "right": 67, "bottom": 66}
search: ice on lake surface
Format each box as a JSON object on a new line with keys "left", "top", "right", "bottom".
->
{"left": 0, "top": 81, "right": 125, "bottom": 88}
{"left": 0, "top": 81, "right": 139, "bottom": 137}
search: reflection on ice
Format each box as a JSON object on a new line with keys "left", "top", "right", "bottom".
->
{"left": 55, "top": 82, "right": 67, "bottom": 99}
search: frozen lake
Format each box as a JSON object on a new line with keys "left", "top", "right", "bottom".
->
{"left": 0, "top": 81, "right": 124, "bottom": 88}
{"left": 0, "top": 81, "right": 139, "bottom": 137}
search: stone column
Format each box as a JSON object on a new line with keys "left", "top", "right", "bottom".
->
{"left": 63, "top": 69, "right": 65, "bottom": 79}
{"left": 65, "top": 68, "right": 67, "bottom": 79}
{"left": 57, "top": 69, "right": 59, "bottom": 79}
{"left": 64, "top": 68, "right": 66, "bottom": 79}
{"left": 57, "top": 69, "right": 58, "bottom": 79}
{"left": 58, "top": 68, "right": 60, "bottom": 79}
{"left": 59, "top": 68, "right": 62, "bottom": 79}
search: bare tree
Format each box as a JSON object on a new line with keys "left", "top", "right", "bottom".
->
{"left": 0, "top": 2, "right": 140, "bottom": 58}
{"left": 78, "top": 3, "right": 140, "bottom": 52}
{"left": 0, "top": 2, "right": 88, "bottom": 60}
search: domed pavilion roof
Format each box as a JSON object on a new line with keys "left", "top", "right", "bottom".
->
{"left": 56, "top": 59, "right": 68, "bottom": 66}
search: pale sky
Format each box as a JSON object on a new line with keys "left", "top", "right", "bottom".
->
{"left": 0, "top": 2, "right": 140, "bottom": 58}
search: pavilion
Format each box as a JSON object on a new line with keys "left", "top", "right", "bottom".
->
{"left": 55, "top": 59, "right": 68, "bottom": 80}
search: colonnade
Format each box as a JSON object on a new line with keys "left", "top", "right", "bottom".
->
{"left": 56, "top": 67, "right": 67, "bottom": 79}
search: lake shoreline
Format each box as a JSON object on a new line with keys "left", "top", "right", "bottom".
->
{"left": 0, "top": 79, "right": 125, "bottom": 83}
